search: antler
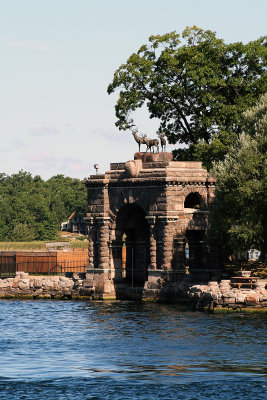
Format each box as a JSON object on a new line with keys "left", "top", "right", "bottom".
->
{"left": 157, "top": 129, "right": 165, "bottom": 138}
{"left": 128, "top": 124, "right": 137, "bottom": 130}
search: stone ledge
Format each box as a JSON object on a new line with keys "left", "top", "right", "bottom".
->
{"left": 134, "top": 152, "right": 173, "bottom": 163}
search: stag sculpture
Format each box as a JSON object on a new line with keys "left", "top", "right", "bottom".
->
{"left": 143, "top": 137, "right": 159, "bottom": 153}
{"left": 157, "top": 132, "right": 167, "bottom": 152}
{"left": 131, "top": 128, "right": 146, "bottom": 152}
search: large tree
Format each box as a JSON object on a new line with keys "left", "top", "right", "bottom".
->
{"left": 210, "top": 93, "right": 267, "bottom": 261}
{"left": 108, "top": 26, "right": 266, "bottom": 167}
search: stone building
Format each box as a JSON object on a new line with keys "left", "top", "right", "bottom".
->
{"left": 84, "top": 153, "right": 218, "bottom": 299}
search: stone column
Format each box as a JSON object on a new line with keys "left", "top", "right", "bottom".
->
{"left": 146, "top": 216, "right": 157, "bottom": 270}
{"left": 85, "top": 217, "right": 97, "bottom": 269}
{"left": 96, "top": 217, "right": 111, "bottom": 269}
{"left": 158, "top": 216, "right": 177, "bottom": 270}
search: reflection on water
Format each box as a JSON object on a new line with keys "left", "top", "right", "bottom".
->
{"left": 0, "top": 300, "right": 266, "bottom": 399}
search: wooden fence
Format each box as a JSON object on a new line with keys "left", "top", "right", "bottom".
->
{"left": 0, "top": 250, "right": 88, "bottom": 278}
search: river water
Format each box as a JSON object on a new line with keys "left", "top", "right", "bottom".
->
{"left": 0, "top": 300, "right": 266, "bottom": 399}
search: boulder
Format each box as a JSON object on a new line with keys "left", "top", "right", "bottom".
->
{"left": 245, "top": 294, "right": 258, "bottom": 305}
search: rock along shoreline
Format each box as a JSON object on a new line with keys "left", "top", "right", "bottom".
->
{"left": 0, "top": 272, "right": 266, "bottom": 312}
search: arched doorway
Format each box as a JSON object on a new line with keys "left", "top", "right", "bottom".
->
{"left": 184, "top": 193, "right": 208, "bottom": 272}
{"left": 185, "top": 230, "right": 206, "bottom": 269}
{"left": 114, "top": 204, "right": 150, "bottom": 286}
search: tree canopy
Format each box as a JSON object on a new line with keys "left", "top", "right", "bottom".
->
{"left": 0, "top": 172, "right": 87, "bottom": 241}
{"left": 210, "top": 93, "right": 267, "bottom": 261}
{"left": 108, "top": 26, "right": 267, "bottom": 168}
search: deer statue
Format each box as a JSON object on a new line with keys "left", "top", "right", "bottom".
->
{"left": 143, "top": 136, "right": 159, "bottom": 153}
{"left": 131, "top": 127, "right": 146, "bottom": 152}
{"left": 157, "top": 132, "right": 167, "bottom": 152}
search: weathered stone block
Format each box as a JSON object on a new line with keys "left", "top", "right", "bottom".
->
{"left": 33, "top": 279, "right": 43, "bottom": 288}
{"left": 65, "top": 279, "right": 73, "bottom": 288}
{"left": 0, "top": 280, "right": 11, "bottom": 288}
{"left": 18, "top": 280, "right": 29, "bottom": 290}
{"left": 15, "top": 272, "right": 29, "bottom": 279}
{"left": 235, "top": 292, "right": 247, "bottom": 304}
{"left": 255, "top": 280, "right": 266, "bottom": 290}
{"left": 223, "top": 296, "right": 236, "bottom": 305}
{"left": 245, "top": 294, "right": 258, "bottom": 305}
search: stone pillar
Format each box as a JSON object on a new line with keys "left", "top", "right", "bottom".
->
{"left": 96, "top": 217, "right": 111, "bottom": 269}
{"left": 157, "top": 216, "right": 177, "bottom": 270}
{"left": 146, "top": 216, "right": 157, "bottom": 270}
{"left": 85, "top": 216, "right": 115, "bottom": 298}
{"left": 86, "top": 217, "right": 97, "bottom": 269}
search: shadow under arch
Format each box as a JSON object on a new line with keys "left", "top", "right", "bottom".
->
{"left": 113, "top": 203, "right": 150, "bottom": 289}
{"left": 184, "top": 192, "right": 203, "bottom": 209}
{"left": 184, "top": 193, "right": 210, "bottom": 279}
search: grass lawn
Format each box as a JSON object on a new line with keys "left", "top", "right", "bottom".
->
{"left": 0, "top": 240, "right": 88, "bottom": 251}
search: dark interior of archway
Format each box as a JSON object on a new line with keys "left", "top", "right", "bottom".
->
{"left": 184, "top": 192, "right": 203, "bottom": 209}
{"left": 186, "top": 230, "right": 206, "bottom": 269}
{"left": 116, "top": 204, "right": 150, "bottom": 286}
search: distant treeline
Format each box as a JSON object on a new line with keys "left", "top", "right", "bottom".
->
{"left": 0, "top": 171, "right": 87, "bottom": 241}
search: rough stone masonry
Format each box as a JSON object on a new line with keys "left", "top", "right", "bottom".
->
{"left": 83, "top": 152, "right": 218, "bottom": 299}
{"left": 0, "top": 272, "right": 89, "bottom": 299}
{"left": 0, "top": 272, "right": 266, "bottom": 311}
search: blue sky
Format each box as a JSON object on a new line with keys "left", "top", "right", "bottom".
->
{"left": 0, "top": 0, "right": 266, "bottom": 179}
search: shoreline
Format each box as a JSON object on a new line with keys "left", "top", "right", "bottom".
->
{"left": 1, "top": 295, "right": 267, "bottom": 313}
{"left": 0, "top": 272, "right": 266, "bottom": 312}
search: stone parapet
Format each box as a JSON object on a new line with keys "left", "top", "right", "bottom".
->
{"left": 85, "top": 157, "right": 215, "bottom": 186}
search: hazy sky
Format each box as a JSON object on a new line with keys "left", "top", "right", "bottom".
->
{"left": 0, "top": 0, "right": 266, "bottom": 179}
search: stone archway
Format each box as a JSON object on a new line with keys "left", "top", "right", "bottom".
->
{"left": 184, "top": 192, "right": 203, "bottom": 209}
{"left": 84, "top": 157, "right": 218, "bottom": 299}
{"left": 114, "top": 204, "right": 150, "bottom": 287}
{"left": 185, "top": 230, "right": 206, "bottom": 269}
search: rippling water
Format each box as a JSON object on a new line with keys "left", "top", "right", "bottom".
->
{"left": 0, "top": 300, "right": 266, "bottom": 399}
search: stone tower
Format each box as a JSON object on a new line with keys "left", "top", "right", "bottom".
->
{"left": 84, "top": 153, "right": 217, "bottom": 299}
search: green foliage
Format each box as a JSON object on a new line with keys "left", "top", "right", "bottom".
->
{"left": 210, "top": 93, "right": 267, "bottom": 261}
{"left": 0, "top": 172, "right": 87, "bottom": 241}
{"left": 108, "top": 26, "right": 267, "bottom": 167}
{"left": 12, "top": 222, "right": 35, "bottom": 242}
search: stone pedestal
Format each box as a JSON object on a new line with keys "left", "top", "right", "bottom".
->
{"left": 134, "top": 152, "right": 173, "bottom": 163}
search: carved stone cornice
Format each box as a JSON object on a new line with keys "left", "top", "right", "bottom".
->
{"left": 158, "top": 216, "right": 178, "bottom": 224}
{"left": 83, "top": 216, "right": 95, "bottom": 226}
{"left": 145, "top": 216, "right": 156, "bottom": 225}
{"left": 95, "top": 216, "right": 111, "bottom": 225}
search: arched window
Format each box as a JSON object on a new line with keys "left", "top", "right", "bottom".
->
{"left": 184, "top": 192, "right": 203, "bottom": 209}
